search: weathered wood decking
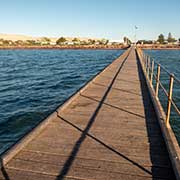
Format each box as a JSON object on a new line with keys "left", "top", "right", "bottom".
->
{"left": 0, "top": 48, "right": 176, "bottom": 179}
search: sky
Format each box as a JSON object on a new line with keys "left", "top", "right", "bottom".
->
{"left": 0, "top": 0, "right": 180, "bottom": 41}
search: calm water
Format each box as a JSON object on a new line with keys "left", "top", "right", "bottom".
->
{"left": 145, "top": 50, "right": 180, "bottom": 143}
{"left": 0, "top": 49, "right": 124, "bottom": 154}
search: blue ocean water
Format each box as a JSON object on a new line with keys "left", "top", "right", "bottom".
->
{"left": 0, "top": 49, "right": 124, "bottom": 154}
{"left": 145, "top": 50, "right": 180, "bottom": 143}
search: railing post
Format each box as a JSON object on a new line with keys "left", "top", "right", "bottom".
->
{"left": 147, "top": 56, "right": 151, "bottom": 80}
{"left": 150, "top": 60, "right": 154, "bottom": 86}
{"left": 147, "top": 56, "right": 150, "bottom": 79}
{"left": 143, "top": 53, "right": 145, "bottom": 67}
{"left": 155, "top": 64, "right": 161, "bottom": 98}
{"left": 166, "top": 74, "right": 174, "bottom": 127}
{"left": 144, "top": 54, "right": 147, "bottom": 69}
{"left": 145, "top": 55, "right": 148, "bottom": 74}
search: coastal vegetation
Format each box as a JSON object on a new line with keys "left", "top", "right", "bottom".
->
{"left": 137, "top": 32, "right": 179, "bottom": 45}
{"left": 0, "top": 33, "right": 179, "bottom": 49}
{"left": 136, "top": 32, "right": 180, "bottom": 49}
{"left": 0, "top": 36, "right": 121, "bottom": 47}
{"left": 123, "top": 37, "right": 131, "bottom": 45}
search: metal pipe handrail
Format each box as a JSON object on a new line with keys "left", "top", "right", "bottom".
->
{"left": 172, "top": 100, "right": 180, "bottom": 116}
{"left": 151, "top": 72, "right": 179, "bottom": 116}
{"left": 159, "top": 81, "right": 169, "bottom": 97}
{"left": 174, "top": 76, "right": 180, "bottom": 84}
{"left": 141, "top": 51, "right": 180, "bottom": 127}
{"left": 149, "top": 57, "right": 180, "bottom": 84}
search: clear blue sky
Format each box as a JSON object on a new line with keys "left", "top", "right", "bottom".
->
{"left": 0, "top": 0, "right": 179, "bottom": 40}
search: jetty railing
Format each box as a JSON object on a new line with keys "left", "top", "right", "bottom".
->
{"left": 137, "top": 48, "right": 180, "bottom": 179}
{"left": 141, "top": 52, "right": 180, "bottom": 128}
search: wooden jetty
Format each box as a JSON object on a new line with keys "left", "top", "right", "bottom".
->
{"left": 0, "top": 47, "right": 179, "bottom": 179}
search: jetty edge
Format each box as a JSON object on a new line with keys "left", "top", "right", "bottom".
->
{"left": 137, "top": 48, "right": 180, "bottom": 179}
{"left": 0, "top": 47, "right": 178, "bottom": 179}
{"left": 0, "top": 48, "right": 130, "bottom": 163}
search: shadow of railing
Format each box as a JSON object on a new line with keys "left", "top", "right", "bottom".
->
{"left": 80, "top": 93, "right": 146, "bottom": 119}
{"left": 56, "top": 48, "right": 175, "bottom": 179}
{"left": 92, "top": 82, "right": 142, "bottom": 97}
{"left": 135, "top": 51, "right": 176, "bottom": 179}
{"left": 0, "top": 48, "right": 175, "bottom": 179}
{"left": 56, "top": 49, "right": 130, "bottom": 179}
{"left": 0, "top": 158, "right": 10, "bottom": 180}
{"left": 57, "top": 115, "right": 152, "bottom": 176}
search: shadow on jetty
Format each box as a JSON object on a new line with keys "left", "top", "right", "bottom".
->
{"left": 55, "top": 49, "right": 130, "bottom": 179}
{"left": 55, "top": 49, "right": 175, "bottom": 179}
{"left": 0, "top": 48, "right": 175, "bottom": 179}
{"left": 0, "top": 158, "right": 10, "bottom": 180}
{"left": 135, "top": 51, "right": 175, "bottom": 180}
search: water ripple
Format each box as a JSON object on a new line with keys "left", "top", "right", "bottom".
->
{"left": 0, "top": 49, "right": 124, "bottom": 154}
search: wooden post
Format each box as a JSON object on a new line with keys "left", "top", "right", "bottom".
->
{"left": 150, "top": 60, "right": 154, "bottom": 86}
{"left": 166, "top": 74, "right": 174, "bottom": 127}
{"left": 143, "top": 53, "right": 145, "bottom": 67}
{"left": 145, "top": 55, "right": 148, "bottom": 74}
{"left": 155, "top": 64, "right": 161, "bottom": 98}
{"left": 144, "top": 54, "right": 147, "bottom": 70}
{"left": 147, "top": 56, "right": 150, "bottom": 79}
{"left": 147, "top": 56, "right": 149, "bottom": 78}
{"left": 143, "top": 54, "right": 146, "bottom": 69}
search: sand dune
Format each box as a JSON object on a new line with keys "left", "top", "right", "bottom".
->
{"left": 0, "top": 34, "right": 100, "bottom": 42}
{"left": 0, "top": 34, "right": 38, "bottom": 41}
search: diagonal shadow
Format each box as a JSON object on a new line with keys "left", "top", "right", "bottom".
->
{"left": 0, "top": 158, "right": 10, "bottom": 180}
{"left": 135, "top": 50, "right": 176, "bottom": 179}
{"left": 57, "top": 114, "right": 152, "bottom": 176}
{"left": 92, "top": 82, "right": 141, "bottom": 96}
{"left": 80, "top": 93, "right": 146, "bottom": 119}
{"left": 56, "top": 49, "right": 131, "bottom": 179}
{"left": 99, "top": 75, "right": 141, "bottom": 85}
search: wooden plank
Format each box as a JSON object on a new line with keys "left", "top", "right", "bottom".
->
{"left": 6, "top": 158, "right": 174, "bottom": 179}
{"left": 0, "top": 168, "right": 169, "bottom": 180}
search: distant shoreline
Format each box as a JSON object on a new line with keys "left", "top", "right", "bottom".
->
{"left": 0, "top": 45, "right": 129, "bottom": 50}
{"left": 142, "top": 48, "right": 180, "bottom": 50}
{"left": 1, "top": 45, "right": 180, "bottom": 50}
{"left": 137, "top": 45, "right": 180, "bottom": 50}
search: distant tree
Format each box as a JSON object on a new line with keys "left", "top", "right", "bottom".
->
{"left": 56, "top": 37, "right": 67, "bottom": 45}
{"left": 167, "top": 32, "right": 176, "bottom": 43}
{"left": 26, "top": 40, "right": 37, "bottom": 45}
{"left": 41, "top": 37, "right": 51, "bottom": 42}
{"left": 14, "top": 40, "right": 24, "bottom": 45}
{"left": 72, "top": 38, "right": 79, "bottom": 41}
{"left": 72, "top": 38, "right": 80, "bottom": 45}
{"left": 2, "top": 40, "right": 11, "bottom": 45}
{"left": 112, "top": 42, "right": 118, "bottom": 45}
{"left": 40, "top": 37, "right": 51, "bottom": 45}
{"left": 95, "top": 39, "right": 108, "bottom": 45}
{"left": 137, "top": 40, "right": 153, "bottom": 44}
{"left": 97, "top": 39, "right": 103, "bottom": 45}
{"left": 157, "top": 34, "right": 165, "bottom": 44}
{"left": 123, "top": 37, "right": 131, "bottom": 45}
{"left": 91, "top": 39, "right": 96, "bottom": 44}
{"left": 179, "top": 38, "right": 180, "bottom": 43}
{"left": 88, "top": 39, "right": 96, "bottom": 45}
{"left": 101, "top": 39, "right": 109, "bottom": 45}
{"left": 80, "top": 40, "right": 88, "bottom": 45}
{"left": 104, "top": 39, "right": 109, "bottom": 45}
{"left": 123, "top": 37, "right": 128, "bottom": 44}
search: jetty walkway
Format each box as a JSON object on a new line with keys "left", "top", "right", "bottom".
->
{"left": 0, "top": 48, "right": 177, "bottom": 179}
